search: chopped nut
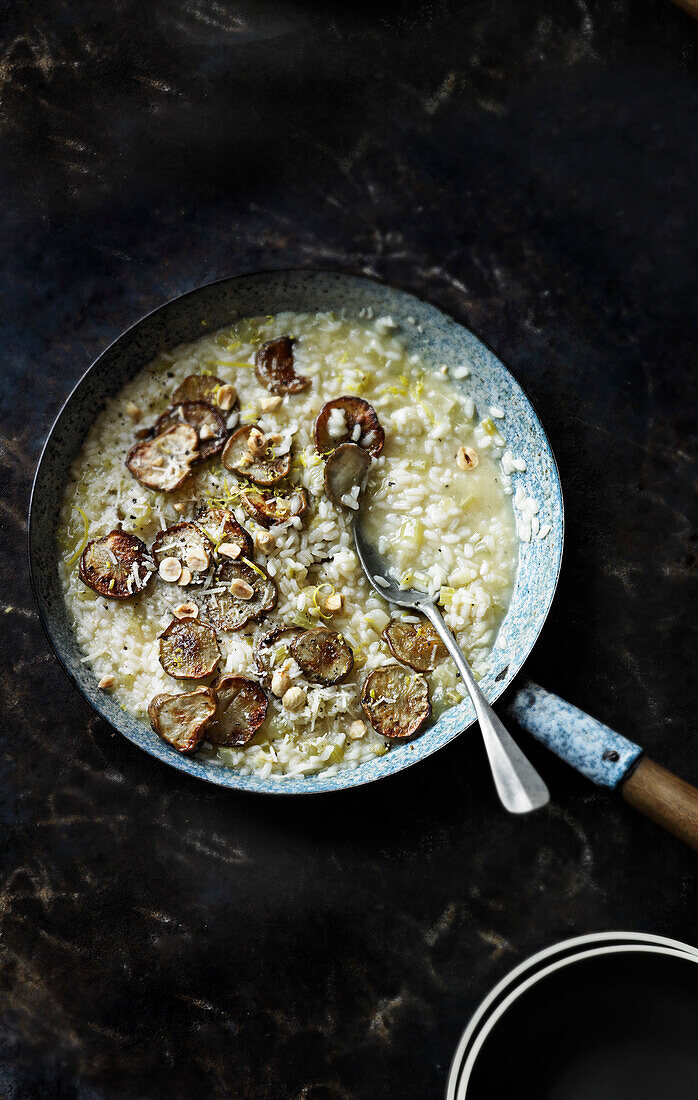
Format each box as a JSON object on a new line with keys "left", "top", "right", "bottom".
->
{"left": 175, "top": 603, "right": 199, "bottom": 619}
{"left": 260, "top": 395, "right": 283, "bottom": 412}
{"left": 98, "top": 675, "right": 115, "bottom": 691}
{"left": 126, "top": 401, "right": 142, "bottom": 422}
{"left": 457, "top": 445, "right": 479, "bottom": 471}
{"left": 186, "top": 548, "right": 209, "bottom": 572}
{"left": 268, "top": 433, "right": 283, "bottom": 444}
{"left": 173, "top": 501, "right": 187, "bottom": 513}
{"left": 324, "top": 593, "right": 343, "bottom": 613}
{"left": 270, "top": 669, "right": 292, "bottom": 697}
{"left": 159, "top": 557, "right": 183, "bottom": 583}
{"left": 178, "top": 567, "right": 192, "bottom": 587}
{"left": 248, "top": 428, "right": 267, "bottom": 456}
{"left": 255, "top": 530, "right": 276, "bottom": 555}
{"left": 199, "top": 424, "right": 215, "bottom": 441}
{"left": 216, "top": 383, "right": 237, "bottom": 411}
{"left": 348, "top": 719, "right": 366, "bottom": 740}
{"left": 282, "top": 685, "right": 306, "bottom": 711}
{"left": 151, "top": 455, "right": 164, "bottom": 468}
{"left": 230, "top": 578, "right": 254, "bottom": 600}
{"left": 218, "top": 541, "right": 241, "bottom": 560}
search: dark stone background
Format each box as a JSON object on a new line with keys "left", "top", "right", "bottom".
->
{"left": 1, "top": 1, "right": 697, "bottom": 1097}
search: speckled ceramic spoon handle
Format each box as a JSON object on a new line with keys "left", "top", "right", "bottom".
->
{"left": 506, "top": 680, "right": 698, "bottom": 851}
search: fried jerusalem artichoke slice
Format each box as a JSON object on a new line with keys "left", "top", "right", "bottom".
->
{"left": 290, "top": 627, "right": 354, "bottom": 685}
{"left": 240, "top": 486, "right": 308, "bottom": 528}
{"left": 205, "top": 675, "right": 268, "bottom": 746}
{"left": 382, "top": 619, "right": 448, "bottom": 672}
{"left": 255, "top": 336, "right": 310, "bottom": 394}
{"left": 202, "top": 559, "right": 277, "bottom": 631}
{"left": 158, "top": 617, "right": 221, "bottom": 680}
{"left": 78, "top": 531, "right": 155, "bottom": 599}
{"left": 148, "top": 687, "right": 217, "bottom": 754}
{"left": 361, "top": 664, "right": 431, "bottom": 740}
{"left": 172, "top": 374, "right": 228, "bottom": 407}
{"left": 126, "top": 424, "right": 199, "bottom": 492}
{"left": 195, "top": 506, "right": 254, "bottom": 559}
{"left": 152, "top": 522, "right": 213, "bottom": 579}
{"left": 323, "top": 442, "right": 371, "bottom": 507}
{"left": 314, "top": 396, "right": 384, "bottom": 457}
{"left": 221, "top": 425, "right": 291, "bottom": 486}
{"left": 153, "top": 401, "right": 228, "bottom": 463}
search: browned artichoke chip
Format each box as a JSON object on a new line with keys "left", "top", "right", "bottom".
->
{"left": 253, "top": 625, "right": 303, "bottom": 686}
{"left": 382, "top": 619, "right": 448, "bottom": 672}
{"left": 240, "top": 486, "right": 308, "bottom": 528}
{"left": 323, "top": 442, "right": 371, "bottom": 506}
{"left": 314, "top": 396, "right": 385, "bottom": 457}
{"left": 154, "top": 401, "right": 228, "bottom": 463}
{"left": 255, "top": 336, "right": 310, "bottom": 394}
{"left": 172, "top": 374, "right": 226, "bottom": 407}
{"left": 152, "top": 522, "right": 213, "bottom": 576}
{"left": 202, "top": 560, "right": 277, "bottom": 631}
{"left": 221, "top": 425, "right": 291, "bottom": 486}
{"left": 195, "top": 506, "right": 254, "bottom": 558}
{"left": 126, "top": 424, "right": 199, "bottom": 492}
{"left": 78, "top": 531, "right": 154, "bottom": 599}
{"left": 148, "top": 687, "right": 217, "bottom": 754}
{"left": 206, "top": 675, "right": 268, "bottom": 746}
{"left": 291, "top": 628, "right": 354, "bottom": 685}
{"left": 361, "top": 664, "right": 431, "bottom": 739}
{"left": 158, "top": 618, "right": 221, "bottom": 680}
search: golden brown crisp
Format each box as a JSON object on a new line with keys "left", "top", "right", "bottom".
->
{"left": 172, "top": 374, "right": 227, "bottom": 407}
{"left": 240, "top": 486, "right": 308, "bottom": 528}
{"left": 323, "top": 442, "right": 371, "bottom": 506}
{"left": 291, "top": 627, "right": 354, "bottom": 685}
{"left": 382, "top": 619, "right": 448, "bottom": 672}
{"left": 126, "top": 424, "right": 199, "bottom": 492}
{"left": 202, "top": 560, "right": 277, "bottom": 631}
{"left": 194, "top": 506, "right": 254, "bottom": 559}
{"left": 255, "top": 336, "right": 310, "bottom": 394}
{"left": 148, "top": 687, "right": 217, "bottom": 753}
{"left": 206, "top": 675, "right": 268, "bottom": 746}
{"left": 153, "top": 401, "right": 228, "bottom": 463}
{"left": 79, "top": 531, "right": 154, "bottom": 599}
{"left": 152, "top": 522, "right": 213, "bottom": 578}
{"left": 221, "top": 425, "right": 292, "bottom": 486}
{"left": 361, "top": 664, "right": 431, "bottom": 739}
{"left": 314, "top": 396, "right": 384, "bottom": 457}
{"left": 158, "top": 617, "right": 221, "bottom": 680}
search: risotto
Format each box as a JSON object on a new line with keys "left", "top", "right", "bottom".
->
{"left": 58, "top": 310, "right": 521, "bottom": 779}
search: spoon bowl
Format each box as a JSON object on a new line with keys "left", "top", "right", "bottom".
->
{"left": 353, "top": 514, "right": 550, "bottom": 814}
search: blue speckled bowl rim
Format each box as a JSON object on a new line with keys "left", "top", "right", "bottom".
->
{"left": 28, "top": 268, "right": 564, "bottom": 794}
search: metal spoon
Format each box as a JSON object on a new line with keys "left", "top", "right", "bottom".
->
{"left": 353, "top": 517, "right": 550, "bottom": 814}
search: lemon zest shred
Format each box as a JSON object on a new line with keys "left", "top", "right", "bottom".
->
{"left": 66, "top": 506, "right": 90, "bottom": 567}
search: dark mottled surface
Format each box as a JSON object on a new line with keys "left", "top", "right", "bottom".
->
{"left": 2, "top": 1, "right": 697, "bottom": 1097}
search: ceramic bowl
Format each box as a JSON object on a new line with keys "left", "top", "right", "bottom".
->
{"left": 29, "top": 269, "right": 563, "bottom": 792}
{"left": 447, "top": 932, "right": 698, "bottom": 1099}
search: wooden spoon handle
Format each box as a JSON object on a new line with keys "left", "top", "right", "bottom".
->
{"left": 621, "top": 757, "right": 698, "bottom": 851}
